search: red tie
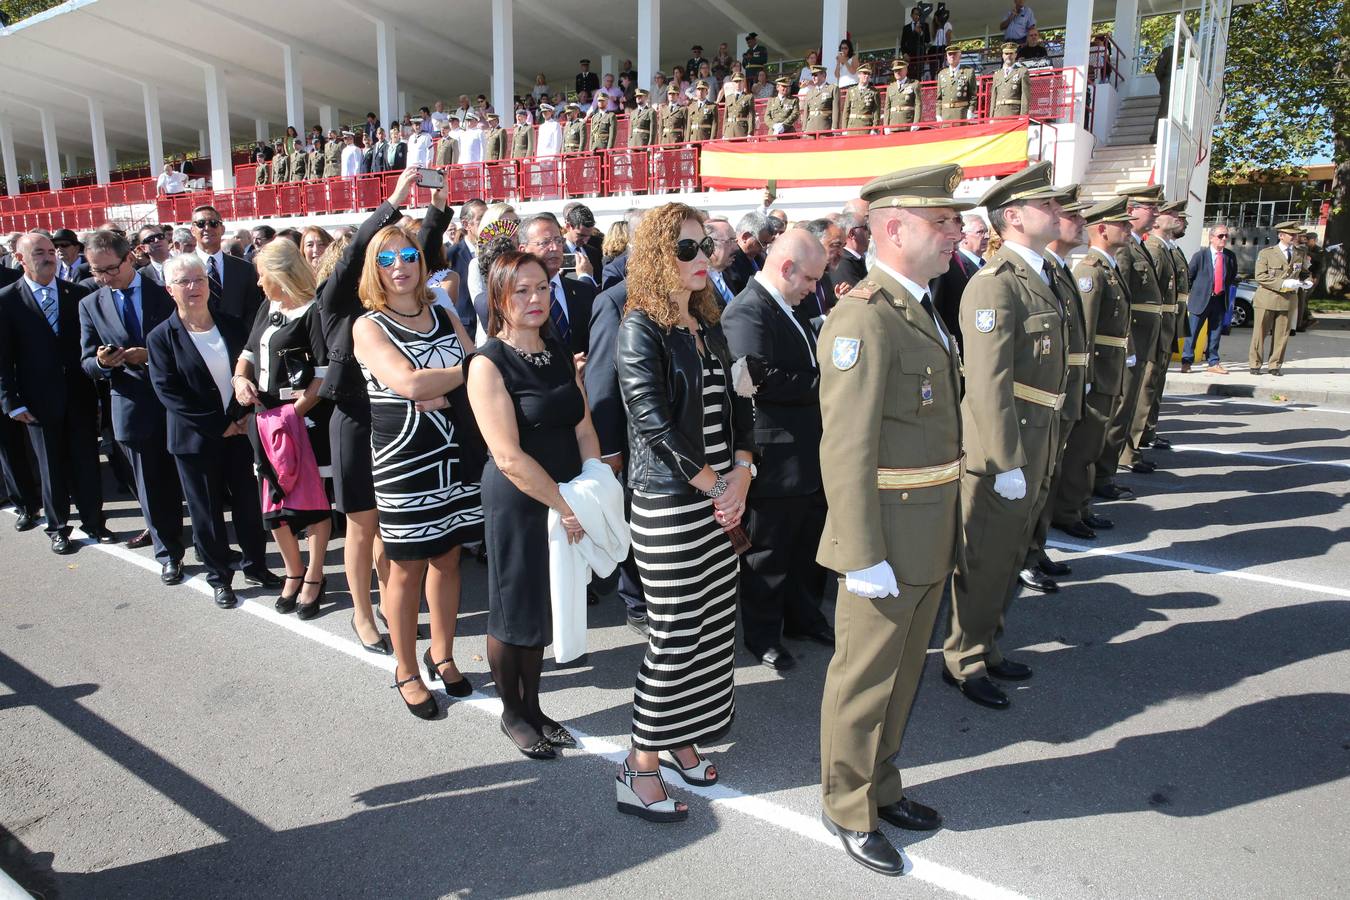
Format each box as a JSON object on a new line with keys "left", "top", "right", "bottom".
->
{"left": 1213, "top": 251, "right": 1223, "bottom": 295}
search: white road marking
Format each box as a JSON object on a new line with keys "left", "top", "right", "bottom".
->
{"left": 1168, "top": 444, "right": 1350, "bottom": 469}
{"left": 1164, "top": 394, "right": 1350, "bottom": 416}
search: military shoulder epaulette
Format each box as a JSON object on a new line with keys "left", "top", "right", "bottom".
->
{"left": 845, "top": 279, "right": 881, "bottom": 301}
{"left": 1079, "top": 253, "right": 1103, "bottom": 267}
{"left": 971, "top": 258, "right": 1009, "bottom": 278}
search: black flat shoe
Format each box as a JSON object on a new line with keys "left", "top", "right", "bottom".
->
{"left": 988, "top": 658, "right": 1034, "bottom": 681}
{"left": 878, "top": 796, "right": 943, "bottom": 831}
{"left": 821, "top": 812, "right": 904, "bottom": 876}
{"left": 1054, "top": 520, "right": 1096, "bottom": 540}
{"left": 296, "top": 577, "right": 327, "bottom": 620}
{"left": 500, "top": 718, "right": 556, "bottom": 760}
{"left": 50, "top": 533, "right": 73, "bottom": 555}
{"left": 126, "top": 529, "right": 153, "bottom": 549}
{"left": 1093, "top": 483, "right": 1135, "bottom": 501}
{"left": 1126, "top": 460, "right": 1157, "bottom": 474}
{"left": 213, "top": 586, "right": 238, "bottom": 609}
{"left": 941, "top": 669, "right": 1010, "bottom": 710}
{"left": 13, "top": 512, "right": 37, "bottom": 532}
{"left": 756, "top": 645, "right": 796, "bottom": 671}
{"left": 1149, "top": 437, "right": 1172, "bottom": 450}
{"left": 544, "top": 723, "right": 579, "bottom": 749}
{"left": 349, "top": 618, "right": 391, "bottom": 655}
{"left": 784, "top": 625, "right": 836, "bottom": 647}
{"left": 394, "top": 672, "right": 438, "bottom": 720}
{"left": 1037, "top": 557, "right": 1071, "bottom": 577}
{"left": 1083, "top": 513, "right": 1114, "bottom": 530}
{"left": 275, "top": 574, "right": 304, "bottom": 614}
{"left": 161, "top": 560, "right": 184, "bottom": 585}
{"left": 86, "top": 527, "right": 117, "bottom": 544}
{"left": 1018, "top": 567, "right": 1058, "bottom": 593}
{"left": 242, "top": 567, "right": 283, "bottom": 588}
{"left": 422, "top": 648, "right": 473, "bottom": 698}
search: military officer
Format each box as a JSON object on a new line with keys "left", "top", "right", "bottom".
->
{"left": 562, "top": 103, "right": 586, "bottom": 153}
{"left": 1249, "top": 221, "right": 1309, "bottom": 376}
{"left": 1140, "top": 200, "right": 1190, "bottom": 450}
{"left": 765, "top": 76, "right": 800, "bottom": 136}
{"left": 1051, "top": 197, "right": 1135, "bottom": 540}
{"left": 687, "top": 81, "right": 718, "bottom": 141}
{"left": 322, "top": 129, "right": 343, "bottom": 178}
{"left": 817, "top": 164, "right": 969, "bottom": 876}
{"left": 840, "top": 63, "right": 881, "bottom": 134}
{"left": 510, "top": 109, "right": 535, "bottom": 158}
{"left": 588, "top": 93, "right": 617, "bottom": 151}
{"left": 482, "top": 112, "right": 505, "bottom": 161}
{"left": 435, "top": 120, "right": 461, "bottom": 167}
{"left": 990, "top": 42, "right": 1032, "bottom": 117}
{"left": 308, "top": 141, "right": 326, "bottom": 180}
{"left": 943, "top": 161, "right": 1071, "bottom": 711}
{"left": 659, "top": 86, "right": 687, "bottom": 144}
{"left": 288, "top": 140, "right": 307, "bottom": 183}
{"left": 270, "top": 140, "right": 289, "bottom": 184}
{"left": 936, "top": 46, "right": 977, "bottom": 121}
{"left": 802, "top": 65, "right": 839, "bottom": 134}
{"left": 627, "top": 89, "right": 655, "bottom": 147}
{"left": 1094, "top": 184, "right": 1162, "bottom": 499}
{"left": 1115, "top": 184, "right": 1170, "bottom": 475}
{"left": 254, "top": 148, "right": 270, "bottom": 186}
{"left": 723, "top": 74, "right": 756, "bottom": 138}
{"left": 885, "top": 59, "right": 921, "bottom": 130}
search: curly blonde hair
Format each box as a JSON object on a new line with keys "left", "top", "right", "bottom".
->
{"left": 357, "top": 224, "right": 434, "bottom": 312}
{"left": 625, "top": 203, "right": 720, "bottom": 329}
{"left": 314, "top": 233, "right": 349, "bottom": 284}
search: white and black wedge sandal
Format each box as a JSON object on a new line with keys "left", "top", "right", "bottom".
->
{"left": 616, "top": 763, "right": 689, "bottom": 823}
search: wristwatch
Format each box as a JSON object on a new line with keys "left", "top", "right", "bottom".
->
{"left": 734, "top": 460, "right": 757, "bottom": 478}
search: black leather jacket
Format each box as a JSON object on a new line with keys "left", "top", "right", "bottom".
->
{"left": 617, "top": 309, "right": 757, "bottom": 495}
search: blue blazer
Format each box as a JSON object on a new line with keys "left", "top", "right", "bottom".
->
{"left": 147, "top": 311, "right": 247, "bottom": 456}
{"left": 79, "top": 279, "right": 176, "bottom": 444}
{"left": 0, "top": 278, "right": 98, "bottom": 423}
{"left": 1187, "top": 246, "right": 1238, "bottom": 315}
{"left": 585, "top": 281, "right": 629, "bottom": 458}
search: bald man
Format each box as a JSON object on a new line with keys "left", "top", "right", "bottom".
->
{"left": 721, "top": 230, "right": 834, "bottom": 670}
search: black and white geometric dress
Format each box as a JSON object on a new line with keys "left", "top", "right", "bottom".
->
{"left": 359, "top": 306, "right": 483, "bottom": 561}
{"left": 629, "top": 336, "right": 739, "bottom": 751}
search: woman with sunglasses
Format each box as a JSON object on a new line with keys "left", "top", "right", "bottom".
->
{"left": 352, "top": 222, "right": 482, "bottom": 720}
{"left": 613, "top": 203, "right": 756, "bottom": 821}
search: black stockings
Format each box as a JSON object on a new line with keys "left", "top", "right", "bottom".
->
{"left": 487, "top": 636, "right": 559, "bottom": 747}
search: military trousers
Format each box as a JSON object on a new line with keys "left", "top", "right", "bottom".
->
{"left": 945, "top": 419, "right": 1058, "bottom": 680}
{"left": 1145, "top": 300, "right": 1185, "bottom": 440}
{"left": 1249, "top": 306, "right": 1291, "bottom": 372}
{"left": 1051, "top": 388, "right": 1115, "bottom": 527}
{"left": 820, "top": 577, "right": 944, "bottom": 833}
{"left": 1126, "top": 310, "right": 1176, "bottom": 461}
{"left": 1027, "top": 407, "right": 1079, "bottom": 559}
{"left": 1098, "top": 310, "right": 1159, "bottom": 485}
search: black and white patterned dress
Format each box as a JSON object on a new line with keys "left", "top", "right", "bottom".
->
{"left": 629, "top": 336, "right": 739, "bottom": 751}
{"left": 359, "top": 306, "right": 483, "bottom": 561}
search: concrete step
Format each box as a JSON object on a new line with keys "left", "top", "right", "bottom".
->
{"left": 1091, "top": 148, "right": 1157, "bottom": 163}
{"left": 1120, "top": 95, "right": 1161, "bottom": 107}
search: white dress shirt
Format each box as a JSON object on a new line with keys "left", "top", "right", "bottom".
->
{"left": 874, "top": 260, "right": 949, "bottom": 351}
{"left": 1001, "top": 238, "right": 1051, "bottom": 284}
{"left": 187, "top": 326, "right": 234, "bottom": 412}
{"left": 958, "top": 247, "right": 985, "bottom": 271}
{"left": 1091, "top": 246, "right": 1119, "bottom": 268}
{"left": 549, "top": 274, "right": 571, "bottom": 322}
{"left": 752, "top": 273, "right": 815, "bottom": 366}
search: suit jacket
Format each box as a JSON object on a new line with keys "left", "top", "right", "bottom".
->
{"left": 446, "top": 240, "right": 477, "bottom": 332}
{"left": 0, "top": 265, "right": 20, "bottom": 289}
{"left": 721, "top": 279, "right": 822, "bottom": 498}
{"left": 555, "top": 275, "right": 596, "bottom": 356}
{"left": 0, "top": 278, "right": 100, "bottom": 424}
{"left": 796, "top": 270, "right": 834, "bottom": 337}
{"left": 147, "top": 311, "right": 247, "bottom": 457}
{"left": 931, "top": 251, "right": 977, "bottom": 346}
{"left": 600, "top": 249, "right": 628, "bottom": 291}
{"left": 208, "top": 252, "right": 264, "bottom": 329}
{"left": 568, "top": 240, "right": 602, "bottom": 280}
{"left": 831, "top": 250, "right": 867, "bottom": 291}
{"left": 137, "top": 261, "right": 166, "bottom": 286}
{"left": 584, "top": 281, "right": 629, "bottom": 458}
{"left": 78, "top": 279, "right": 175, "bottom": 444}
{"left": 1186, "top": 246, "right": 1238, "bottom": 315}
{"left": 723, "top": 250, "right": 758, "bottom": 296}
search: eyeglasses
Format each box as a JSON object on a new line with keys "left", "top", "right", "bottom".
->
{"left": 171, "top": 277, "right": 208, "bottom": 288}
{"left": 376, "top": 247, "right": 421, "bottom": 267}
{"left": 140, "top": 233, "right": 165, "bottom": 245}
{"left": 1212, "top": 233, "right": 1230, "bottom": 239}
{"left": 90, "top": 258, "right": 128, "bottom": 276}
{"left": 675, "top": 236, "right": 716, "bottom": 262}
{"left": 526, "top": 236, "right": 566, "bottom": 250}
{"left": 193, "top": 219, "right": 223, "bottom": 230}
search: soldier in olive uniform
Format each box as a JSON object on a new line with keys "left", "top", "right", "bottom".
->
{"left": 943, "top": 161, "right": 1071, "bottom": 711}
{"left": 723, "top": 74, "right": 756, "bottom": 138}
{"left": 839, "top": 63, "right": 881, "bottom": 134}
{"left": 482, "top": 113, "right": 505, "bottom": 161}
{"left": 562, "top": 104, "right": 586, "bottom": 153}
{"left": 288, "top": 142, "right": 306, "bottom": 183}
{"left": 323, "top": 130, "right": 343, "bottom": 178}
{"left": 304, "top": 143, "right": 323, "bottom": 181}
{"left": 936, "top": 46, "right": 977, "bottom": 121}
{"left": 990, "top": 42, "right": 1032, "bottom": 117}
{"left": 435, "top": 121, "right": 461, "bottom": 167}
{"left": 1118, "top": 184, "right": 1172, "bottom": 473}
{"left": 270, "top": 140, "right": 289, "bottom": 184}
{"left": 1140, "top": 200, "right": 1190, "bottom": 450}
{"left": 1249, "top": 221, "right": 1309, "bottom": 375}
{"left": 589, "top": 94, "right": 617, "bottom": 151}
{"left": 1051, "top": 197, "right": 1135, "bottom": 540}
{"left": 765, "top": 77, "right": 800, "bottom": 136}
{"left": 803, "top": 65, "right": 839, "bottom": 134}
{"left": 628, "top": 89, "right": 655, "bottom": 147}
{"left": 885, "top": 59, "right": 921, "bottom": 130}
{"left": 687, "top": 81, "right": 718, "bottom": 141}
{"left": 1095, "top": 184, "right": 1163, "bottom": 498}
{"left": 659, "top": 86, "right": 687, "bottom": 144}
{"left": 510, "top": 109, "right": 535, "bottom": 158}
{"left": 817, "top": 164, "right": 969, "bottom": 877}
{"left": 254, "top": 149, "right": 271, "bottom": 186}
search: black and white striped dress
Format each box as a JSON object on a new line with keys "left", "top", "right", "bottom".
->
{"left": 629, "top": 341, "right": 739, "bottom": 752}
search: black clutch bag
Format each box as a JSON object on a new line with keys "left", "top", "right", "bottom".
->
{"left": 279, "top": 346, "right": 315, "bottom": 390}
{"left": 448, "top": 353, "right": 487, "bottom": 485}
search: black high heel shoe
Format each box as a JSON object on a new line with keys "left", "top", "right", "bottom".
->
{"left": 422, "top": 648, "right": 473, "bottom": 698}
{"left": 274, "top": 574, "right": 304, "bottom": 614}
{"left": 296, "top": 576, "right": 327, "bottom": 621}
{"left": 393, "top": 672, "right": 438, "bottom": 720}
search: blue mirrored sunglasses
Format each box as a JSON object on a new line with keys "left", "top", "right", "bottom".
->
{"left": 376, "top": 247, "right": 421, "bottom": 267}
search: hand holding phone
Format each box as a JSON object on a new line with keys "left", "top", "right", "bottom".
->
{"left": 416, "top": 167, "right": 446, "bottom": 190}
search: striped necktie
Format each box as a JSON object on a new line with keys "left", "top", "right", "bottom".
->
{"left": 37, "top": 286, "right": 59, "bottom": 332}
{"left": 550, "top": 280, "right": 571, "bottom": 344}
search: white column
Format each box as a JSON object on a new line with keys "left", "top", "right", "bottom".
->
{"left": 375, "top": 19, "right": 399, "bottom": 128}
{"left": 65, "top": 153, "right": 78, "bottom": 177}
{"left": 30, "top": 160, "right": 42, "bottom": 182}
{"left": 109, "top": 147, "right": 118, "bottom": 168}
{"left": 319, "top": 104, "right": 337, "bottom": 133}
{"left": 637, "top": 0, "right": 660, "bottom": 90}
{"left": 40, "top": 108, "right": 62, "bottom": 191}
{"left": 821, "top": 0, "right": 848, "bottom": 84}
{"left": 601, "top": 53, "right": 616, "bottom": 83}
{"left": 203, "top": 65, "right": 234, "bottom": 190}
{"left": 491, "top": 0, "right": 515, "bottom": 122}
{"left": 88, "top": 97, "right": 111, "bottom": 185}
{"left": 398, "top": 90, "right": 410, "bottom": 120}
{"left": 143, "top": 83, "right": 165, "bottom": 178}
{"left": 255, "top": 118, "right": 269, "bottom": 141}
{"left": 0, "top": 118, "right": 19, "bottom": 197}
{"left": 198, "top": 129, "right": 210, "bottom": 157}
{"left": 1113, "top": 0, "right": 1140, "bottom": 80}
{"left": 283, "top": 44, "right": 305, "bottom": 131}
{"left": 1062, "top": 0, "right": 1093, "bottom": 128}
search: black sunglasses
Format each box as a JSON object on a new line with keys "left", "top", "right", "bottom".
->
{"left": 193, "top": 218, "right": 223, "bottom": 230}
{"left": 675, "top": 236, "right": 716, "bottom": 262}
{"left": 140, "top": 233, "right": 165, "bottom": 245}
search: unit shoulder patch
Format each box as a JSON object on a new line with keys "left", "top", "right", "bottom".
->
{"left": 1078, "top": 276, "right": 1095, "bottom": 293}
{"left": 974, "top": 308, "right": 996, "bottom": 333}
{"left": 832, "top": 337, "right": 861, "bottom": 370}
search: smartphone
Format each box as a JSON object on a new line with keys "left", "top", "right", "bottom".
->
{"left": 416, "top": 167, "right": 446, "bottom": 189}
{"left": 766, "top": 178, "right": 778, "bottom": 201}
{"left": 104, "top": 344, "right": 123, "bottom": 354}
{"left": 561, "top": 252, "right": 577, "bottom": 271}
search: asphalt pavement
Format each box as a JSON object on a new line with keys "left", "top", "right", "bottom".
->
{"left": 2, "top": 392, "right": 1348, "bottom": 900}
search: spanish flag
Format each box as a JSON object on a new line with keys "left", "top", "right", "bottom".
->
{"left": 699, "top": 120, "right": 1030, "bottom": 189}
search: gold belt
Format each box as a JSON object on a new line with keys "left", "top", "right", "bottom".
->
{"left": 1129, "top": 303, "right": 1161, "bottom": 314}
{"left": 1013, "top": 382, "right": 1067, "bottom": 410}
{"left": 1159, "top": 303, "right": 1179, "bottom": 313}
{"left": 876, "top": 457, "right": 964, "bottom": 490}
{"left": 1067, "top": 353, "right": 1090, "bottom": 366}
{"left": 1094, "top": 334, "right": 1129, "bottom": 349}
{"left": 940, "top": 102, "right": 968, "bottom": 108}
{"left": 996, "top": 99, "right": 1022, "bottom": 104}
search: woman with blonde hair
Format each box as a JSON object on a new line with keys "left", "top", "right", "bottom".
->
{"left": 301, "top": 225, "right": 334, "bottom": 273}
{"left": 232, "top": 238, "right": 333, "bottom": 618}
{"left": 613, "top": 202, "right": 756, "bottom": 821}
{"left": 352, "top": 221, "right": 483, "bottom": 719}
{"left": 601, "top": 220, "right": 630, "bottom": 265}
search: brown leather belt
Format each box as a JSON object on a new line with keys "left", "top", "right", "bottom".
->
{"left": 876, "top": 457, "right": 964, "bottom": 490}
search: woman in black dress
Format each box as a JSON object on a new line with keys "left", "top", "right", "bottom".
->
{"left": 467, "top": 251, "right": 601, "bottom": 759}
{"left": 232, "top": 238, "right": 333, "bottom": 618}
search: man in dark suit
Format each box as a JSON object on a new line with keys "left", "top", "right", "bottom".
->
{"left": 0, "top": 232, "right": 111, "bottom": 554}
{"left": 561, "top": 204, "right": 603, "bottom": 276}
{"left": 725, "top": 211, "right": 773, "bottom": 296}
{"left": 704, "top": 219, "right": 742, "bottom": 305}
{"left": 799, "top": 218, "right": 845, "bottom": 335}
{"left": 189, "top": 204, "right": 264, "bottom": 329}
{"left": 520, "top": 213, "right": 594, "bottom": 357}
{"left": 79, "top": 231, "right": 186, "bottom": 584}
{"left": 930, "top": 213, "right": 989, "bottom": 349}
{"left": 448, "top": 200, "right": 485, "bottom": 332}
{"left": 52, "top": 229, "right": 91, "bottom": 283}
{"left": 1183, "top": 223, "right": 1237, "bottom": 373}
{"left": 720, "top": 230, "right": 834, "bottom": 671}
{"left": 0, "top": 261, "right": 40, "bottom": 529}
{"left": 830, "top": 209, "right": 870, "bottom": 292}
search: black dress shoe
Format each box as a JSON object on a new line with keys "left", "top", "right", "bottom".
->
{"left": 13, "top": 512, "right": 37, "bottom": 532}
{"left": 213, "top": 586, "right": 238, "bottom": 609}
{"left": 350, "top": 617, "right": 392, "bottom": 655}
{"left": 1271, "top": 369, "right": 1283, "bottom": 377}
{"left": 127, "top": 529, "right": 153, "bottom": 549}
{"left": 756, "top": 645, "right": 796, "bottom": 671}
{"left": 941, "top": 669, "right": 1010, "bottom": 710}
{"left": 821, "top": 812, "right": 904, "bottom": 877}
{"left": 1127, "top": 460, "right": 1156, "bottom": 474}
{"left": 51, "top": 532, "right": 75, "bottom": 554}
{"left": 1150, "top": 437, "right": 1172, "bottom": 450}
{"left": 784, "top": 624, "right": 835, "bottom": 647}
{"left": 242, "top": 567, "right": 283, "bottom": 588}
{"left": 86, "top": 527, "right": 117, "bottom": 544}
{"left": 878, "top": 797, "right": 943, "bottom": 832}
{"left": 1018, "top": 567, "right": 1058, "bottom": 593}
{"left": 1036, "top": 557, "right": 1071, "bottom": 577}
{"left": 1083, "top": 513, "right": 1114, "bottom": 530}
{"left": 161, "top": 560, "right": 184, "bottom": 585}
{"left": 1093, "top": 483, "right": 1136, "bottom": 501}
{"left": 987, "top": 658, "right": 1034, "bottom": 681}
{"left": 1055, "top": 520, "right": 1096, "bottom": 540}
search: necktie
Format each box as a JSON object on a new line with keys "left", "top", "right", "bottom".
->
{"left": 550, "top": 281, "right": 571, "bottom": 344}
{"left": 713, "top": 273, "right": 733, "bottom": 304}
{"left": 814, "top": 283, "right": 827, "bottom": 316}
{"left": 119, "top": 287, "right": 143, "bottom": 345}
{"left": 1213, "top": 251, "right": 1224, "bottom": 295}
{"left": 1284, "top": 247, "right": 1291, "bottom": 264}
{"left": 207, "top": 255, "right": 221, "bottom": 291}
{"left": 919, "top": 293, "right": 949, "bottom": 351}
{"left": 38, "top": 286, "right": 59, "bottom": 333}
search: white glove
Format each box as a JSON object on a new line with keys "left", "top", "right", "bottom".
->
{"left": 1301, "top": 279, "right": 1314, "bottom": 290}
{"left": 1281, "top": 278, "right": 1302, "bottom": 290}
{"left": 1126, "top": 354, "right": 1137, "bottom": 368}
{"left": 1084, "top": 382, "right": 1092, "bottom": 395}
{"left": 993, "top": 468, "right": 1027, "bottom": 500}
{"left": 772, "top": 123, "right": 785, "bottom": 135}
{"left": 845, "top": 560, "right": 900, "bottom": 599}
